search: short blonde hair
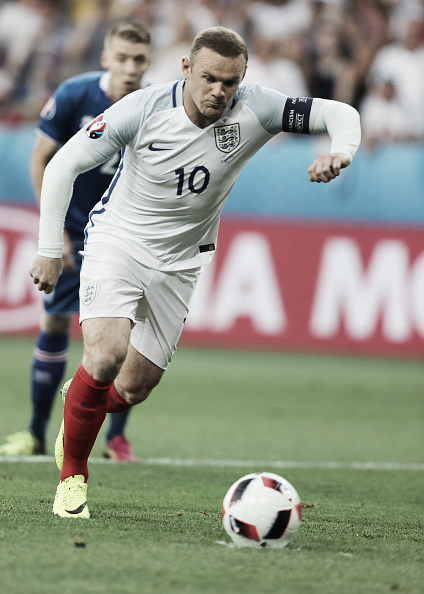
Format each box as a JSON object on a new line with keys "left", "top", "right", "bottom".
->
{"left": 104, "top": 21, "right": 151, "bottom": 49}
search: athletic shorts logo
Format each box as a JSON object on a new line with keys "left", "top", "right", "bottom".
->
{"left": 86, "top": 115, "right": 106, "bottom": 139}
{"left": 82, "top": 281, "right": 97, "bottom": 306}
{"left": 214, "top": 123, "right": 240, "bottom": 153}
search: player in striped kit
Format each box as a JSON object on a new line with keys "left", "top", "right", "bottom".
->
{"left": 30, "top": 26, "right": 361, "bottom": 518}
{"left": 0, "top": 21, "right": 151, "bottom": 462}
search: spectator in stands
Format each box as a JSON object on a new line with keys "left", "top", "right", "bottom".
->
{"left": 307, "top": 21, "right": 357, "bottom": 105}
{"left": 243, "top": 31, "right": 309, "bottom": 97}
{"left": 0, "top": 0, "right": 61, "bottom": 122}
{"left": 246, "top": 0, "right": 311, "bottom": 43}
{"left": 58, "top": 0, "right": 114, "bottom": 82}
{"left": 0, "top": 0, "right": 421, "bottom": 143}
{"left": 370, "top": 16, "right": 424, "bottom": 137}
{"left": 144, "top": 11, "right": 194, "bottom": 85}
{"left": 360, "top": 66, "right": 420, "bottom": 149}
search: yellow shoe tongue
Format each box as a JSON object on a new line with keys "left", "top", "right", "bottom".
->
{"left": 72, "top": 474, "right": 85, "bottom": 483}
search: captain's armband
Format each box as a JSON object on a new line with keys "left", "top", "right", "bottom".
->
{"left": 282, "top": 97, "right": 313, "bottom": 134}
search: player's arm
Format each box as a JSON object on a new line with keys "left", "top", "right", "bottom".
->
{"left": 29, "top": 133, "right": 58, "bottom": 203}
{"left": 278, "top": 94, "right": 360, "bottom": 182}
{"left": 306, "top": 100, "right": 361, "bottom": 183}
{"left": 29, "top": 134, "right": 77, "bottom": 274}
{"left": 30, "top": 134, "right": 104, "bottom": 293}
{"left": 247, "top": 86, "right": 361, "bottom": 183}
{"left": 30, "top": 95, "right": 142, "bottom": 292}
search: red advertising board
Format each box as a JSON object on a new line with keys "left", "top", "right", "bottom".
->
{"left": 1, "top": 205, "right": 423, "bottom": 358}
{"left": 0, "top": 205, "right": 43, "bottom": 333}
{"left": 183, "top": 216, "right": 424, "bottom": 358}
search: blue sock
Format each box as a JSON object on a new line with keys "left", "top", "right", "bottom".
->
{"left": 28, "top": 332, "right": 69, "bottom": 443}
{"left": 106, "top": 409, "right": 131, "bottom": 442}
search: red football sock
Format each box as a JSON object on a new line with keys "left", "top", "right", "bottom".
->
{"left": 61, "top": 363, "right": 112, "bottom": 482}
{"left": 107, "top": 382, "right": 132, "bottom": 413}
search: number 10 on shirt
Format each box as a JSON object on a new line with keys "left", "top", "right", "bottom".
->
{"left": 175, "top": 166, "right": 210, "bottom": 196}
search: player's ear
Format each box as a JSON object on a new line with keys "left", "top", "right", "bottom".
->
{"left": 182, "top": 56, "right": 190, "bottom": 78}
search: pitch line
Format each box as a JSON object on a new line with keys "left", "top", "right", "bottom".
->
{"left": 0, "top": 455, "right": 423, "bottom": 471}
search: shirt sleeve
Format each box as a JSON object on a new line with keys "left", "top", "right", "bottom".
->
{"left": 311, "top": 99, "right": 361, "bottom": 162}
{"left": 241, "top": 84, "right": 324, "bottom": 135}
{"left": 241, "top": 84, "right": 361, "bottom": 161}
{"left": 37, "top": 89, "right": 146, "bottom": 257}
{"left": 38, "top": 82, "right": 75, "bottom": 144}
{"left": 76, "top": 89, "right": 145, "bottom": 162}
{"left": 37, "top": 136, "right": 100, "bottom": 257}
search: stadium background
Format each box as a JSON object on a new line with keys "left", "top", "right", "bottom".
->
{"left": 0, "top": 0, "right": 423, "bottom": 359}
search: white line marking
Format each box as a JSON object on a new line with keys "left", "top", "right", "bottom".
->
{"left": 0, "top": 456, "right": 423, "bottom": 471}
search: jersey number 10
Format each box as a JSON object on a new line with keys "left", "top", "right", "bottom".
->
{"left": 175, "top": 166, "right": 210, "bottom": 196}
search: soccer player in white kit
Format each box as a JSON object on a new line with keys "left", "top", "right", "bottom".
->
{"left": 30, "top": 27, "right": 361, "bottom": 518}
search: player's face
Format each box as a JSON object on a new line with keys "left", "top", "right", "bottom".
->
{"left": 182, "top": 47, "right": 246, "bottom": 128}
{"left": 101, "top": 37, "right": 151, "bottom": 102}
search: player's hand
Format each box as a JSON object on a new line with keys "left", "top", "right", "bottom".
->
{"left": 29, "top": 255, "right": 63, "bottom": 294}
{"left": 307, "top": 152, "right": 350, "bottom": 183}
{"left": 62, "top": 229, "right": 75, "bottom": 273}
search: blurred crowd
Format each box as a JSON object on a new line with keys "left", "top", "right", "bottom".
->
{"left": 0, "top": 0, "right": 424, "bottom": 149}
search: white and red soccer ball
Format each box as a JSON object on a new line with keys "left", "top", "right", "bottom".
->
{"left": 222, "top": 472, "right": 301, "bottom": 548}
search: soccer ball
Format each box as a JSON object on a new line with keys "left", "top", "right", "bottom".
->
{"left": 222, "top": 472, "right": 301, "bottom": 548}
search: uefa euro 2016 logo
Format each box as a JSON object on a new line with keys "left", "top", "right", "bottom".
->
{"left": 86, "top": 115, "right": 106, "bottom": 139}
{"left": 214, "top": 123, "right": 240, "bottom": 153}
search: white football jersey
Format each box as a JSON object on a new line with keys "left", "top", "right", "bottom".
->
{"left": 77, "top": 80, "right": 323, "bottom": 271}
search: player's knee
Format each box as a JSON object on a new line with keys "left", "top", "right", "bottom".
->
{"left": 41, "top": 314, "right": 72, "bottom": 335}
{"left": 119, "top": 372, "right": 163, "bottom": 405}
{"left": 84, "top": 344, "right": 128, "bottom": 382}
{"left": 132, "top": 380, "right": 160, "bottom": 404}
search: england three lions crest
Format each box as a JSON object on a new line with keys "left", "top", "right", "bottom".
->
{"left": 214, "top": 123, "right": 240, "bottom": 153}
{"left": 82, "top": 281, "right": 97, "bottom": 306}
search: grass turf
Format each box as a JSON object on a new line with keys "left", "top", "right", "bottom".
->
{"left": 0, "top": 336, "right": 423, "bottom": 594}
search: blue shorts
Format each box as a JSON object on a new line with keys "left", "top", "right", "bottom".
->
{"left": 43, "top": 250, "right": 82, "bottom": 315}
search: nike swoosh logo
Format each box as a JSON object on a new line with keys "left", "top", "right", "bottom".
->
{"left": 80, "top": 398, "right": 107, "bottom": 409}
{"left": 148, "top": 143, "right": 172, "bottom": 151}
{"left": 65, "top": 501, "right": 87, "bottom": 515}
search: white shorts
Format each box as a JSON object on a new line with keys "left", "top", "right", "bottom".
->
{"left": 79, "top": 243, "right": 201, "bottom": 369}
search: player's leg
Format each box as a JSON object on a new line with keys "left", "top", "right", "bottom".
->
{"left": 0, "top": 314, "right": 70, "bottom": 456}
{"left": 104, "top": 410, "right": 137, "bottom": 462}
{"left": 104, "top": 344, "right": 147, "bottom": 460}
{"left": 104, "top": 349, "right": 159, "bottom": 460}
{"left": 112, "top": 344, "right": 164, "bottom": 406}
{"left": 53, "top": 244, "right": 144, "bottom": 517}
{"left": 53, "top": 316, "right": 131, "bottom": 519}
{"left": 104, "top": 346, "right": 164, "bottom": 462}
{"left": 28, "top": 313, "right": 72, "bottom": 449}
{"left": 53, "top": 245, "right": 200, "bottom": 517}
{"left": 56, "top": 241, "right": 146, "bottom": 480}
{"left": 0, "top": 266, "right": 79, "bottom": 456}
{"left": 60, "top": 316, "right": 132, "bottom": 480}
{"left": 109, "top": 265, "right": 202, "bottom": 411}
{"left": 58, "top": 261, "right": 200, "bottom": 474}
{"left": 28, "top": 257, "right": 82, "bottom": 451}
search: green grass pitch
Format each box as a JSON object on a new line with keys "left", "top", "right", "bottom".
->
{"left": 0, "top": 336, "right": 423, "bottom": 594}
